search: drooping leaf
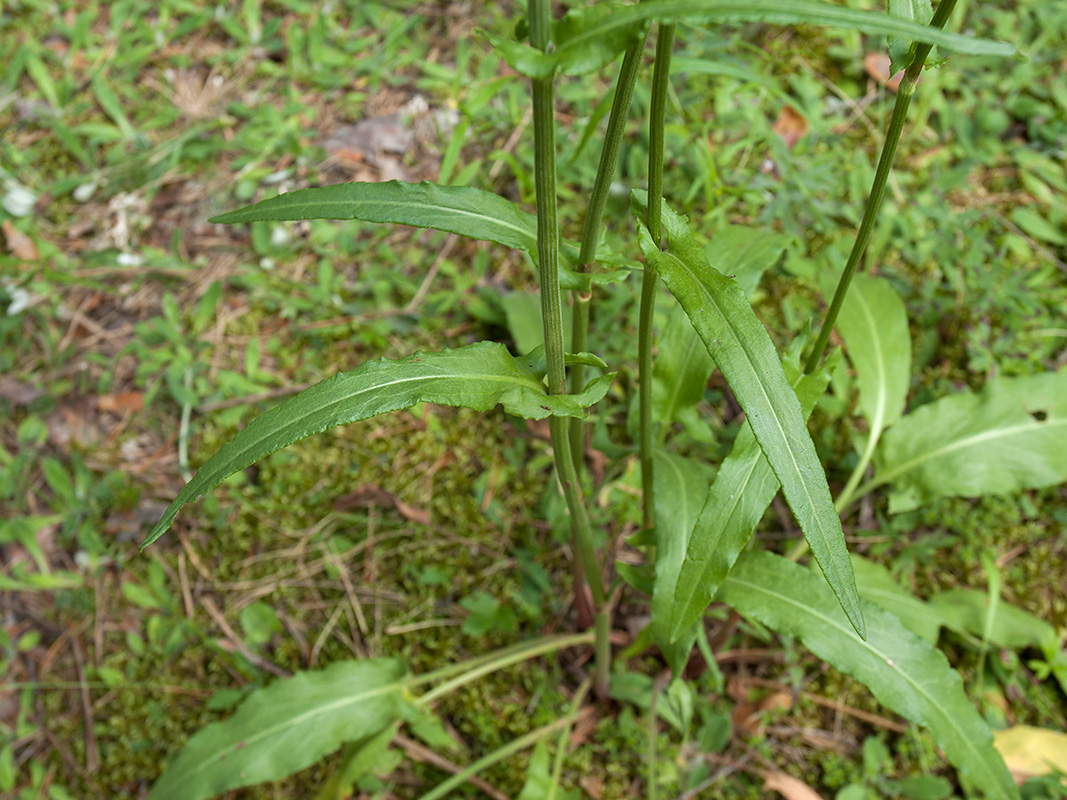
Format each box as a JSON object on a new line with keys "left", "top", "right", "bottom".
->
{"left": 142, "top": 342, "right": 615, "bottom": 547}
{"left": 209, "top": 179, "right": 632, "bottom": 279}
{"left": 634, "top": 192, "right": 863, "bottom": 639}
{"left": 872, "top": 371, "right": 1067, "bottom": 513}
{"left": 719, "top": 551, "right": 1020, "bottom": 800}
{"left": 833, "top": 274, "right": 911, "bottom": 443}
{"left": 650, "top": 450, "right": 715, "bottom": 672}
{"left": 848, "top": 555, "right": 940, "bottom": 644}
{"left": 492, "top": 0, "right": 1014, "bottom": 78}
{"left": 669, "top": 349, "right": 837, "bottom": 641}
{"left": 148, "top": 659, "right": 413, "bottom": 800}
{"left": 210, "top": 180, "right": 540, "bottom": 253}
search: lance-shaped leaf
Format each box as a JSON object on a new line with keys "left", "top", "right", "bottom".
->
{"left": 871, "top": 371, "right": 1067, "bottom": 513}
{"left": 142, "top": 342, "right": 615, "bottom": 547}
{"left": 209, "top": 179, "right": 634, "bottom": 283}
{"left": 148, "top": 658, "right": 413, "bottom": 800}
{"left": 492, "top": 0, "right": 1014, "bottom": 78}
{"left": 634, "top": 192, "right": 863, "bottom": 638}
{"left": 653, "top": 227, "right": 788, "bottom": 439}
{"left": 719, "top": 551, "right": 1020, "bottom": 800}
{"left": 669, "top": 350, "right": 836, "bottom": 641}
{"left": 211, "top": 180, "right": 540, "bottom": 253}
{"left": 834, "top": 273, "right": 911, "bottom": 446}
{"left": 650, "top": 450, "right": 715, "bottom": 672}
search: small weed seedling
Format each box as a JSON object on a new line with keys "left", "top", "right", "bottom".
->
{"left": 138, "top": 2, "right": 1061, "bottom": 799}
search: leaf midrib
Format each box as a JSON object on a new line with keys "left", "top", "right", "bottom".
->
{"left": 673, "top": 438, "right": 763, "bottom": 634}
{"left": 723, "top": 573, "right": 1009, "bottom": 794}
{"left": 875, "top": 417, "right": 1067, "bottom": 488}
{"left": 209, "top": 368, "right": 543, "bottom": 480}
{"left": 184, "top": 680, "right": 403, "bottom": 779}
{"left": 663, "top": 249, "right": 840, "bottom": 579}
{"left": 556, "top": 0, "right": 1011, "bottom": 60}
{"left": 852, "top": 284, "right": 890, "bottom": 440}
{"left": 227, "top": 195, "right": 534, "bottom": 243}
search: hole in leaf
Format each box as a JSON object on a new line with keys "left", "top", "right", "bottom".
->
{"left": 1030, "top": 409, "right": 1048, "bottom": 422}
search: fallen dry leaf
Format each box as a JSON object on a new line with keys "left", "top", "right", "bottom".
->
{"left": 994, "top": 725, "right": 1067, "bottom": 783}
{"left": 97, "top": 391, "right": 144, "bottom": 413}
{"left": 772, "top": 105, "right": 809, "bottom": 150}
{"left": 762, "top": 770, "right": 825, "bottom": 800}
{"left": 2, "top": 220, "right": 39, "bottom": 260}
{"left": 863, "top": 52, "right": 904, "bottom": 92}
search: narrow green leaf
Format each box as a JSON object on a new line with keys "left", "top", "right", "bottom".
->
{"left": 634, "top": 193, "right": 864, "bottom": 639}
{"left": 653, "top": 227, "right": 786, "bottom": 436}
{"left": 719, "top": 551, "right": 1020, "bottom": 800}
{"left": 148, "top": 659, "right": 412, "bottom": 800}
{"left": 650, "top": 450, "right": 715, "bottom": 671}
{"left": 210, "top": 180, "right": 540, "bottom": 253}
{"left": 493, "top": 0, "right": 1014, "bottom": 78}
{"left": 142, "top": 342, "right": 614, "bottom": 547}
{"left": 208, "top": 180, "right": 628, "bottom": 278}
{"left": 872, "top": 371, "right": 1067, "bottom": 513}
{"left": 669, "top": 350, "right": 836, "bottom": 641}
{"left": 90, "top": 74, "right": 138, "bottom": 141}
{"left": 833, "top": 274, "right": 911, "bottom": 441}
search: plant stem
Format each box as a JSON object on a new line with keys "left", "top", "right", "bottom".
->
{"left": 414, "top": 632, "right": 594, "bottom": 704}
{"left": 788, "top": 0, "right": 961, "bottom": 563}
{"left": 416, "top": 718, "right": 572, "bottom": 800}
{"left": 639, "top": 23, "right": 675, "bottom": 530}
{"left": 804, "top": 0, "right": 958, "bottom": 376}
{"left": 529, "top": 0, "right": 610, "bottom": 698}
{"left": 569, "top": 39, "right": 646, "bottom": 473}
{"left": 551, "top": 678, "right": 593, "bottom": 787}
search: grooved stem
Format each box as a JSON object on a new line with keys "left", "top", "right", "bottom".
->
{"left": 805, "top": 0, "right": 958, "bottom": 375}
{"left": 529, "top": 0, "right": 610, "bottom": 699}
{"left": 569, "top": 39, "right": 647, "bottom": 472}
{"left": 639, "top": 23, "right": 675, "bottom": 530}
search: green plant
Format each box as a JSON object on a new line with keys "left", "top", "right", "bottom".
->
{"left": 136, "top": 2, "right": 1061, "bottom": 798}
